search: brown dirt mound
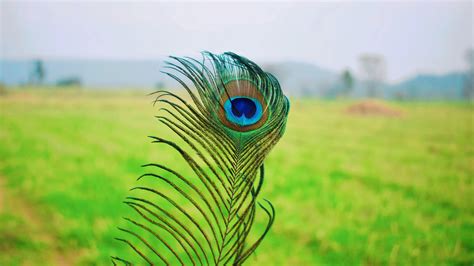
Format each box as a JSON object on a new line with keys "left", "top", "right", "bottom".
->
{"left": 346, "top": 100, "right": 402, "bottom": 117}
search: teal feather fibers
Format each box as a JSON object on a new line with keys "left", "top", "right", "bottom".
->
{"left": 112, "top": 52, "right": 289, "bottom": 265}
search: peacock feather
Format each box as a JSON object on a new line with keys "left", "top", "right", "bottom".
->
{"left": 112, "top": 52, "right": 290, "bottom": 265}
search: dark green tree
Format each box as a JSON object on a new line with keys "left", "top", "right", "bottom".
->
{"left": 30, "top": 60, "right": 45, "bottom": 85}
{"left": 341, "top": 69, "right": 354, "bottom": 97}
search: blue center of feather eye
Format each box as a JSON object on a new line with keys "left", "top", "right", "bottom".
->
{"left": 231, "top": 98, "right": 257, "bottom": 118}
{"left": 223, "top": 97, "right": 263, "bottom": 127}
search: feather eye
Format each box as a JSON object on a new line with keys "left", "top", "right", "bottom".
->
{"left": 218, "top": 79, "right": 268, "bottom": 131}
{"left": 113, "top": 51, "right": 289, "bottom": 265}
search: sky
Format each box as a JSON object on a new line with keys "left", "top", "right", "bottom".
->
{"left": 1, "top": 0, "right": 473, "bottom": 83}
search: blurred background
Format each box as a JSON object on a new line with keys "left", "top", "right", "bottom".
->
{"left": 0, "top": 1, "right": 473, "bottom": 265}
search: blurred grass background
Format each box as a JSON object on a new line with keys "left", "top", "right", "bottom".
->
{"left": 0, "top": 87, "right": 472, "bottom": 265}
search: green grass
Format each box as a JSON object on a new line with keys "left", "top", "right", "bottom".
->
{"left": 0, "top": 88, "right": 473, "bottom": 265}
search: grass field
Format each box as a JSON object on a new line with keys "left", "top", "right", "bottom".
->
{"left": 0, "top": 88, "right": 473, "bottom": 265}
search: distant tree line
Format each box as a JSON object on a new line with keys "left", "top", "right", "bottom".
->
{"left": 21, "top": 51, "right": 474, "bottom": 101}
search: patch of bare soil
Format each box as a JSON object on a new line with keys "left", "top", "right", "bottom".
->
{"left": 346, "top": 100, "right": 402, "bottom": 117}
{"left": 0, "top": 176, "right": 81, "bottom": 266}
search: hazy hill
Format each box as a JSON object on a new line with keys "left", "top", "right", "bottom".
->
{"left": 0, "top": 59, "right": 469, "bottom": 100}
{"left": 387, "top": 72, "right": 467, "bottom": 100}
{"left": 263, "top": 61, "right": 338, "bottom": 97}
{"left": 0, "top": 60, "right": 172, "bottom": 88}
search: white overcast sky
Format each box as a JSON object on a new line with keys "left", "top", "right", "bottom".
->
{"left": 1, "top": 0, "right": 473, "bottom": 82}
